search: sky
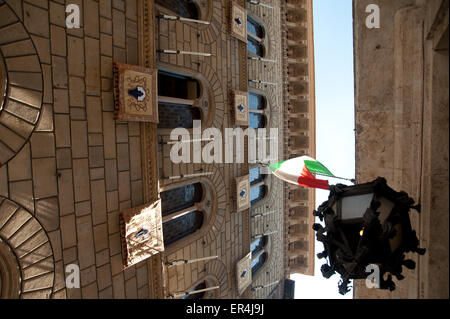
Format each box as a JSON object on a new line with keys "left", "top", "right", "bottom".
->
{"left": 292, "top": 0, "right": 356, "bottom": 299}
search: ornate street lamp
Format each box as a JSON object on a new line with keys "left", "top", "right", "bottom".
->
{"left": 312, "top": 177, "right": 426, "bottom": 295}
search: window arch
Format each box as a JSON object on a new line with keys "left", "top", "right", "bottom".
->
{"left": 247, "top": 16, "right": 265, "bottom": 57}
{"left": 181, "top": 281, "right": 206, "bottom": 299}
{"left": 156, "top": 0, "right": 199, "bottom": 19}
{"left": 157, "top": 70, "right": 202, "bottom": 129}
{"left": 160, "top": 183, "right": 204, "bottom": 246}
{"left": 249, "top": 166, "right": 267, "bottom": 205}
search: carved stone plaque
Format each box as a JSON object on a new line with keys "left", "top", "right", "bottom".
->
{"left": 119, "top": 199, "right": 164, "bottom": 268}
{"left": 236, "top": 252, "right": 252, "bottom": 296}
{"left": 235, "top": 175, "right": 251, "bottom": 212}
{"left": 230, "top": 2, "right": 247, "bottom": 43}
{"left": 114, "top": 62, "right": 159, "bottom": 122}
{"left": 232, "top": 90, "right": 249, "bottom": 126}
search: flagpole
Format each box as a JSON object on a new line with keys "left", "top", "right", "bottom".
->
{"left": 313, "top": 172, "right": 356, "bottom": 184}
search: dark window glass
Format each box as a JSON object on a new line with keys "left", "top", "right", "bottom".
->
{"left": 158, "top": 103, "right": 201, "bottom": 129}
{"left": 250, "top": 185, "right": 267, "bottom": 205}
{"left": 249, "top": 93, "right": 265, "bottom": 110}
{"left": 156, "top": 0, "right": 199, "bottom": 19}
{"left": 160, "top": 183, "right": 203, "bottom": 216}
{"left": 251, "top": 236, "right": 267, "bottom": 257}
{"left": 247, "top": 16, "right": 264, "bottom": 38}
{"left": 249, "top": 112, "right": 266, "bottom": 129}
{"left": 158, "top": 71, "right": 200, "bottom": 99}
{"left": 181, "top": 281, "right": 207, "bottom": 299}
{"left": 247, "top": 37, "right": 264, "bottom": 56}
{"left": 251, "top": 252, "right": 267, "bottom": 275}
{"left": 163, "top": 210, "right": 203, "bottom": 245}
{"left": 249, "top": 167, "right": 265, "bottom": 186}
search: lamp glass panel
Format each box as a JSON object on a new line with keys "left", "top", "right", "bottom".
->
{"left": 340, "top": 193, "right": 374, "bottom": 221}
{"left": 377, "top": 196, "right": 395, "bottom": 223}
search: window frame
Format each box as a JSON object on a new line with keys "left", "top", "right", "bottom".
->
{"left": 246, "top": 14, "right": 267, "bottom": 58}
{"left": 157, "top": 69, "right": 203, "bottom": 129}
{"left": 249, "top": 165, "right": 268, "bottom": 205}
{"left": 248, "top": 91, "right": 268, "bottom": 129}
{"left": 160, "top": 182, "right": 206, "bottom": 247}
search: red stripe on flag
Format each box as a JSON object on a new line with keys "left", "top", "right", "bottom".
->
{"left": 301, "top": 164, "right": 315, "bottom": 179}
{"left": 297, "top": 176, "right": 330, "bottom": 190}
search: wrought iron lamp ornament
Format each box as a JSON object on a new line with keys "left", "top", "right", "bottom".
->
{"left": 312, "top": 177, "right": 426, "bottom": 295}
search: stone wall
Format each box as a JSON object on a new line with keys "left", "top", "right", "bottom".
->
{"left": 0, "top": 0, "right": 148, "bottom": 299}
{"left": 353, "top": 0, "right": 449, "bottom": 299}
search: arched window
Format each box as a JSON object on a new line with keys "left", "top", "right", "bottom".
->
{"left": 181, "top": 281, "right": 206, "bottom": 299}
{"left": 161, "top": 183, "right": 204, "bottom": 246}
{"left": 160, "top": 183, "right": 203, "bottom": 216}
{"left": 250, "top": 167, "right": 265, "bottom": 186}
{"left": 158, "top": 71, "right": 200, "bottom": 100}
{"left": 251, "top": 235, "right": 268, "bottom": 276}
{"left": 248, "top": 92, "right": 267, "bottom": 129}
{"left": 250, "top": 186, "right": 267, "bottom": 205}
{"left": 248, "top": 38, "right": 264, "bottom": 57}
{"left": 249, "top": 112, "right": 266, "bottom": 129}
{"left": 249, "top": 167, "right": 267, "bottom": 205}
{"left": 156, "top": 0, "right": 199, "bottom": 19}
{"left": 162, "top": 210, "right": 203, "bottom": 246}
{"left": 249, "top": 92, "right": 266, "bottom": 110}
{"left": 251, "top": 252, "right": 267, "bottom": 275}
{"left": 247, "top": 16, "right": 265, "bottom": 57}
{"left": 157, "top": 70, "right": 202, "bottom": 128}
{"left": 251, "top": 236, "right": 268, "bottom": 257}
{"left": 247, "top": 17, "right": 264, "bottom": 38}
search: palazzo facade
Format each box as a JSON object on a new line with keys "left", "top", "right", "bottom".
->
{"left": 0, "top": 0, "right": 317, "bottom": 299}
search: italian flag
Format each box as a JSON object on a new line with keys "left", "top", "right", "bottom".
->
{"left": 268, "top": 156, "right": 334, "bottom": 190}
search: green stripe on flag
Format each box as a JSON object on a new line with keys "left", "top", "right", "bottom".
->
{"left": 304, "top": 160, "right": 334, "bottom": 177}
{"left": 269, "top": 161, "right": 284, "bottom": 172}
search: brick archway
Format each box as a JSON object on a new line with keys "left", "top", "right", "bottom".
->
{"left": 0, "top": 2, "right": 43, "bottom": 166}
{"left": 0, "top": 197, "right": 55, "bottom": 298}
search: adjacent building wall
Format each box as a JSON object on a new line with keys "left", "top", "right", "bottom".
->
{"left": 353, "top": 0, "right": 448, "bottom": 299}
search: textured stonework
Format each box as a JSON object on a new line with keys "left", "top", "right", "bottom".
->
{"left": 353, "top": 0, "right": 449, "bottom": 299}
{"left": 0, "top": 197, "right": 55, "bottom": 299}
